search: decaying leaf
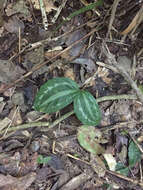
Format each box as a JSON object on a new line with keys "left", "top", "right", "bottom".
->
{"left": 90, "top": 154, "right": 106, "bottom": 177}
{"left": 0, "top": 99, "right": 6, "bottom": 113}
{"left": 0, "top": 172, "right": 36, "bottom": 190}
{"left": 31, "top": 0, "right": 57, "bottom": 13}
{"left": 0, "top": 59, "right": 25, "bottom": 84}
{"left": 5, "top": 0, "right": 31, "bottom": 19}
{"left": 0, "top": 0, "right": 6, "bottom": 26}
{"left": 77, "top": 126, "right": 105, "bottom": 155}
{"left": 103, "top": 153, "right": 117, "bottom": 171}
{"left": 44, "top": 46, "right": 62, "bottom": 58}
{"left": 97, "top": 67, "right": 112, "bottom": 85}
{"left": 118, "top": 145, "right": 128, "bottom": 164}
{"left": 23, "top": 45, "right": 49, "bottom": 78}
{"left": 8, "top": 107, "right": 23, "bottom": 126}
{"left": 117, "top": 56, "right": 132, "bottom": 74}
{"left": 64, "top": 67, "right": 75, "bottom": 81}
{"left": 4, "top": 15, "right": 24, "bottom": 34}
{"left": 0, "top": 117, "right": 11, "bottom": 131}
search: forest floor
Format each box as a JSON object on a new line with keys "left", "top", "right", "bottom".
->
{"left": 0, "top": 0, "right": 143, "bottom": 189}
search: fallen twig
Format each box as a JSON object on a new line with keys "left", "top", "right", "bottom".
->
{"left": 107, "top": 170, "right": 143, "bottom": 188}
{"left": 38, "top": 0, "right": 48, "bottom": 30}
{"left": 60, "top": 172, "right": 93, "bottom": 190}
{"left": 65, "top": 151, "right": 143, "bottom": 189}
{"left": 121, "top": 4, "right": 143, "bottom": 35}
{"left": 106, "top": 0, "right": 121, "bottom": 38}
{"left": 9, "top": 18, "right": 98, "bottom": 61}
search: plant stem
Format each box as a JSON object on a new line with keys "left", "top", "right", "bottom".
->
{"left": 97, "top": 94, "right": 137, "bottom": 103}
{"left": 0, "top": 94, "right": 137, "bottom": 138}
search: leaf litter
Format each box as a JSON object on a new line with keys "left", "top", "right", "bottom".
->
{"left": 0, "top": 0, "right": 143, "bottom": 189}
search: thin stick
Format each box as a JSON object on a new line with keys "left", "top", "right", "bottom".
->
{"left": 131, "top": 4, "right": 143, "bottom": 36}
{"left": 0, "top": 110, "right": 74, "bottom": 135}
{"left": 51, "top": 0, "right": 67, "bottom": 23}
{"left": 97, "top": 94, "right": 137, "bottom": 102}
{"left": 106, "top": 0, "right": 121, "bottom": 38}
{"left": 60, "top": 172, "right": 93, "bottom": 190}
{"left": 129, "top": 134, "right": 143, "bottom": 154}
{"left": 107, "top": 170, "right": 143, "bottom": 188}
{"left": 9, "top": 18, "right": 97, "bottom": 61}
{"left": 3, "top": 106, "right": 19, "bottom": 137}
{"left": 38, "top": 0, "right": 48, "bottom": 30}
{"left": 101, "top": 120, "right": 143, "bottom": 132}
{"left": 18, "top": 27, "right": 21, "bottom": 63}
{"left": 96, "top": 61, "right": 118, "bottom": 73}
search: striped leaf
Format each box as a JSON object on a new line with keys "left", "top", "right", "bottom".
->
{"left": 34, "top": 77, "right": 79, "bottom": 113}
{"left": 74, "top": 90, "right": 101, "bottom": 126}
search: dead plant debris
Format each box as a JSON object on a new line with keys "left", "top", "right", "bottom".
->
{"left": 0, "top": 0, "right": 143, "bottom": 189}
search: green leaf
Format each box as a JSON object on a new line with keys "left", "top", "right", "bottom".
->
{"left": 116, "top": 162, "right": 129, "bottom": 176}
{"left": 66, "top": 0, "right": 103, "bottom": 20}
{"left": 74, "top": 90, "right": 101, "bottom": 126}
{"left": 128, "top": 141, "right": 141, "bottom": 167}
{"left": 34, "top": 77, "right": 79, "bottom": 113}
{"left": 77, "top": 125, "right": 105, "bottom": 155}
{"left": 56, "top": 0, "right": 103, "bottom": 30}
{"left": 138, "top": 84, "right": 143, "bottom": 94}
{"left": 37, "top": 155, "right": 52, "bottom": 164}
{"left": 37, "top": 155, "right": 44, "bottom": 164}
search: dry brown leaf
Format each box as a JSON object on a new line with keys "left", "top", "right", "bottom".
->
{"left": 0, "top": 117, "right": 11, "bottom": 131}
{"left": 64, "top": 67, "right": 75, "bottom": 81}
{"left": 8, "top": 107, "right": 23, "bottom": 126}
{"left": 5, "top": 0, "right": 31, "bottom": 19}
{"left": 4, "top": 15, "right": 24, "bottom": 34}
{"left": 0, "top": 172, "right": 36, "bottom": 190}
{"left": 31, "top": 0, "right": 57, "bottom": 13}
{"left": 0, "top": 59, "right": 25, "bottom": 84}
{"left": 3, "top": 87, "right": 15, "bottom": 97}
{"left": 0, "top": 101, "right": 6, "bottom": 113}
{"left": 90, "top": 154, "right": 106, "bottom": 177}
{"left": 97, "top": 67, "right": 112, "bottom": 84}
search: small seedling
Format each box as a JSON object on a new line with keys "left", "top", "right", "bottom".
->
{"left": 34, "top": 77, "right": 101, "bottom": 126}
{"left": 37, "top": 155, "right": 52, "bottom": 164}
{"left": 34, "top": 78, "right": 141, "bottom": 176}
